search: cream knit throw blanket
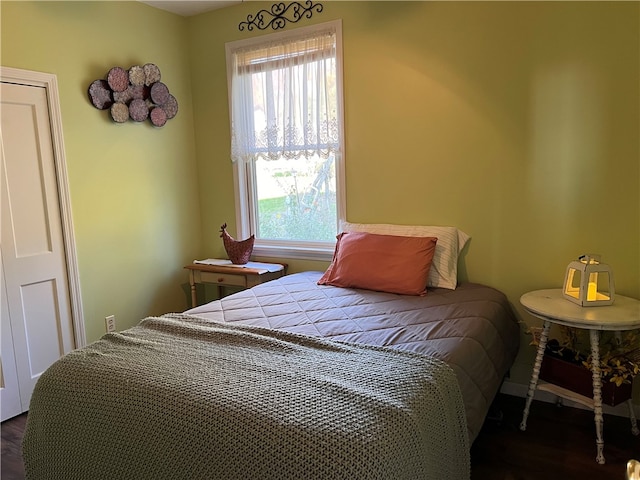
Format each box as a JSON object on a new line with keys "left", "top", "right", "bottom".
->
{"left": 24, "top": 314, "right": 470, "bottom": 479}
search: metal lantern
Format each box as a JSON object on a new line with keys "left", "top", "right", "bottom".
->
{"left": 563, "top": 254, "right": 615, "bottom": 306}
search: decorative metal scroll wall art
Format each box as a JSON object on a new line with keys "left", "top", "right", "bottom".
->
{"left": 88, "top": 63, "right": 178, "bottom": 127}
{"left": 239, "top": 1, "right": 323, "bottom": 31}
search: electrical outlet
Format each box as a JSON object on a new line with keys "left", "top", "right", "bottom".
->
{"left": 105, "top": 315, "right": 116, "bottom": 333}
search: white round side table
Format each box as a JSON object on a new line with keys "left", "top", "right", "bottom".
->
{"left": 519, "top": 289, "right": 640, "bottom": 465}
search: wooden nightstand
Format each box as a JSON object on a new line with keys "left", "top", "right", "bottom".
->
{"left": 185, "top": 260, "right": 287, "bottom": 307}
{"left": 519, "top": 289, "right": 640, "bottom": 464}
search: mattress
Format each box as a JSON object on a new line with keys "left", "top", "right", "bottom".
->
{"left": 186, "top": 271, "right": 520, "bottom": 442}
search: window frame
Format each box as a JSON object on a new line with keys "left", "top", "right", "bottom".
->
{"left": 225, "top": 20, "right": 345, "bottom": 261}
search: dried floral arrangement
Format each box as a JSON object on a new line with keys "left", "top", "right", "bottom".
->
{"left": 88, "top": 63, "right": 178, "bottom": 127}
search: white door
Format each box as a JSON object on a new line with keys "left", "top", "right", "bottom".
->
{"left": 0, "top": 81, "right": 76, "bottom": 421}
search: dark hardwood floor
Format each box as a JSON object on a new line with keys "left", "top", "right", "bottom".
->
{"left": 1, "top": 394, "right": 638, "bottom": 479}
{"left": 1, "top": 412, "right": 26, "bottom": 480}
{"left": 472, "top": 394, "right": 639, "bottom": 480}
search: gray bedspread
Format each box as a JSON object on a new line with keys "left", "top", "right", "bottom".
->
{"left": 24, "top": 313, "right": 469, "bottom": 479}
{"left": 186, "top": 272, "right": 521, "bottom": 442}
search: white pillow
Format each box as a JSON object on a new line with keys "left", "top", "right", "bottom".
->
{"left": 340, "top": 222, "right": 470, "bottom": 290}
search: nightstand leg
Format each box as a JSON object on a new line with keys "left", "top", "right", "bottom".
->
{"left": 520, "top": 321, "right": 551, "bottom": 431}
{"left": 628, "top": 399, "right": 640, "bottom": 436}
{"left": 190, "top": 271, "right": 197, "bottom": 308}
{"left": 589, "top": 329, "right": 606, "bottom": 465}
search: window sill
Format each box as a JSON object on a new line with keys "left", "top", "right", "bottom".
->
{"left": 252, "top": 244, "right": 335, "bottom": 262}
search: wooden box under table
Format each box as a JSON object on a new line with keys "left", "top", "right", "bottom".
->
{"left": 539, "top": 352, "right": 632, "bottom": 407}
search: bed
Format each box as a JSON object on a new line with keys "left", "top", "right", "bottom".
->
{"left": 185, "top": 271, "right": 520, "bottom": 443}
{"left": 22, "top": 225, "right": 520, "bottom": 480}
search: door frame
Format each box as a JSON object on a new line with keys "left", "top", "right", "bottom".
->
{"left": 1, "top": 66, "right": 86, "bottom": 348}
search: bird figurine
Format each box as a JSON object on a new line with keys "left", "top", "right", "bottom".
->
{"left": 220, "top": 223, "right": 255, "bottom": 265}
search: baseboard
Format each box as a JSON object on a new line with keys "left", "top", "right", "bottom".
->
{"left": 500, "top": 380, "right": 639, "bottom": 419}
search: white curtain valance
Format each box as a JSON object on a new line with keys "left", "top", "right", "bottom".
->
{"left": 229, "top": 27, "right": 340, "bottom": 163}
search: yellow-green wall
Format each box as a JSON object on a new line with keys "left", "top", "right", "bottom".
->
{"left": 1, "top": 1, "right": 202, "bottom": 342}
{"left": 2, "top": 1, "right": 639, "bottom": 402}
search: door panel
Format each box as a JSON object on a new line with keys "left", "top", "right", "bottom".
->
{"left": 21, "top": 279, "right": 65, "bottom": 376}
{"left": 2, "top": 100, "right": 52, "bottom": 256}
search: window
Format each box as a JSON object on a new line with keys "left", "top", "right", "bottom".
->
{"left": 226, "top": 20, "right": 345, "bottom": 260}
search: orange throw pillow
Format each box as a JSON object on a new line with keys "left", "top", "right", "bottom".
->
{"left": 318, "top": 232, "right": 438, "bottom": 295}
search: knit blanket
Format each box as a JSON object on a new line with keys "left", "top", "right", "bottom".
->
{"left": 23, "top": 314, "right": 469, "bottom": 479}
